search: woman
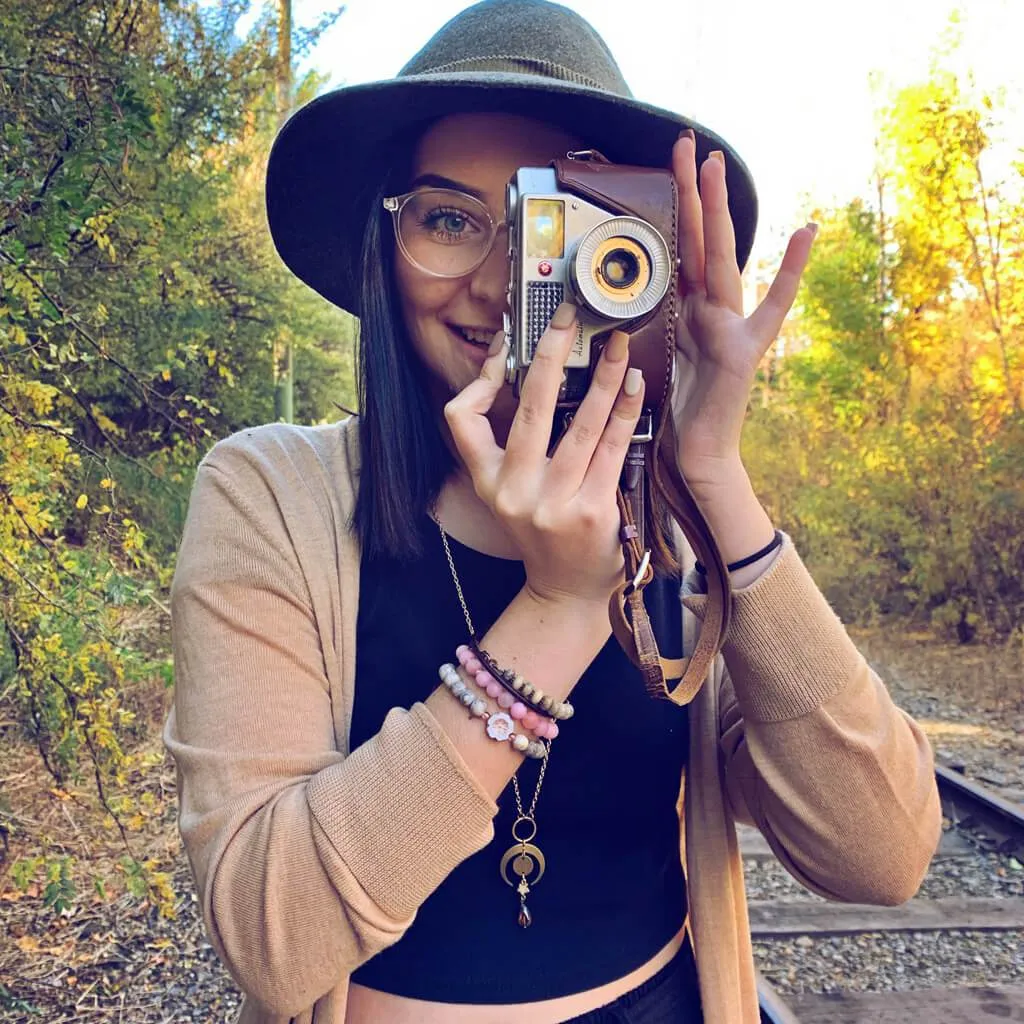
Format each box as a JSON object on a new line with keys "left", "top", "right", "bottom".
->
{"left": 163, "top": 2, "right": 942, "bottom": 1022}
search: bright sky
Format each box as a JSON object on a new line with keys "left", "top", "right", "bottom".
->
{"left": 276, "top": 0, "right": 1024, "bottom": 271}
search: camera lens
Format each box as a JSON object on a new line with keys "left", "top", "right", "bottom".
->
{"left": 589, "top": 236, "right": 651, "bottom": 305}
{"left": 600, "top": 248, "right": 641, "bottom": 289}
{"left": 570, "top": 216, "right": 671, "bottom": 321}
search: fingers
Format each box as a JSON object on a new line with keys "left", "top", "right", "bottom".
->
{"left": 748, "top": 223, "right": 818, "bottom": 345}
{"left": 503, "top": 301, "right": 580, "bottom": 466}
{"left": 577, "top": 366, "right": 646, "bottom": 503}
{"left": 699, "top": 153, "right": 743, "bottom": 314}
{"left": 673, "top": 132, "right": 705, "bottom": 296}
{"left": 443, "top": 330, "right": 508, "bottom": 481}
{"left": 673, "top": 133, "right": 743, "bottom": 313}
{"left": 549, "top": 328, "right": 632, "bottom": 493}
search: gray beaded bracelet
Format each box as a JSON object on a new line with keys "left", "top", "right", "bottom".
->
{"left": 439, "top": 663, "right": 546, "bottom": 759}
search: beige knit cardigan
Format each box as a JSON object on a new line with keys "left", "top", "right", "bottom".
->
{"left": 164, "top": 418, "right": 941, "bottom": 1024}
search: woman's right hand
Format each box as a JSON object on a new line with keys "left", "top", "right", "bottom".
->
{"left": 444, "top": 302, "right": 646, "bottom": 610}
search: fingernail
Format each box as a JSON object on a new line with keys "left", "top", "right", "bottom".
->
{"left": 604, "top": 329, "right": 629, "bottom": 362}
{"left": 488, "top": 330, "right": 507, "bottom": 355}
{"left": 806, "top": 221, "right": 819, "bottom": 238}
{"left": 709, "top": 150, "right": 725, "bottom": 166}
{"left": 624, "top": 367, "right": 643, "bottom": 397}
{"left": 550, "top": 301, "right": 577, "bottom": 330}
{"left": 678, "top": 127, "right": 696, "bottom": 143}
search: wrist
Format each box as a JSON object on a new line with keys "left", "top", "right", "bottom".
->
{"left": 479, "top": 586, "right": 611, "bottom": 703}
{"left": 685, "top": 464, "right": 776, "bottom": 571}
{"left": 519, "top": 582, "right": 611, "bottom": 634}
{"left": 679, "top": 451, "right": 749, "bottom": 504}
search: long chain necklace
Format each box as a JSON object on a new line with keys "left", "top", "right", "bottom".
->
{"left": 436, "top": 518, "right": 551, "bottom": 928}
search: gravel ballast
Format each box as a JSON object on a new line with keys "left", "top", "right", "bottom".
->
{"left": 755, "top": 929, "right": 1024, "bottom": 995}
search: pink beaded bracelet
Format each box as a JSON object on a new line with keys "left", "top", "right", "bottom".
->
{"left": 456, "top": 643, "right": 572, "bottom": 735}
{"left": 438, "top": 663, "right": 546, "bottom": 759}
{"left": 454, "top": 646, "right": 560, "bottom": 741}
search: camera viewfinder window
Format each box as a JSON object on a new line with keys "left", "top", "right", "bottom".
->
{"left": 525, "top": 199, "right": 565, "bottom": 259}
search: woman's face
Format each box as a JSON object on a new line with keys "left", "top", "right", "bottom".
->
{"left": 394, "top": 112, "right": 582, "bottom": 411}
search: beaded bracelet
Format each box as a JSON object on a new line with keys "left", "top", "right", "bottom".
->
{"left": 458, "top": 642, "right": 575, "bottom": 723}
{"left": 458, "top": 645, "right": 567, "bottom": 735}
{"left": 439, "top": 663, "right": 547, "bottom": 759}
{"left": 455, "top": 656, "right": 559, "bottom": 742}
{"left": 455, "top": 647, "right": 560, "bottom": 741}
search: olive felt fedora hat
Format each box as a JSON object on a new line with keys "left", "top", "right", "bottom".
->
{"left": 265, "top": 0, "right": 758, "bottom": 315}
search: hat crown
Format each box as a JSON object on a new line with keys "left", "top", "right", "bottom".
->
{"left": 399, "top": 0, "right": 632, "bottom": 97}
{"left": 266, "top": 0, "right": 758, "bottom": 316}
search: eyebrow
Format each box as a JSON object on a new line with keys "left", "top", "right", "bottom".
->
{"left": 408, "top": 173, "right": 488, "bottom": 202}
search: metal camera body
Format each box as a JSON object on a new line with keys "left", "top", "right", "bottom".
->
{"left": 503, "top": 158, "right": 674, "bottom": 406}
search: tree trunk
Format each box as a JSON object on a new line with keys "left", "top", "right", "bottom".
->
{"left": 273, "top": 0, "right": 294, "bottom": 423}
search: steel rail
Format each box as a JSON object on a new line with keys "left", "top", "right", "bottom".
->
{"left": 758, "top": 973, "right": 803, "bottom": 1023}
{"left": 935, "top": 762, "right": 1024, "bottom": 860}
{"left": 752, "top": 767, "right": 1024, "bottom": 1022}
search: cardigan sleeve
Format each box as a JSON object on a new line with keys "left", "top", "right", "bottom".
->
{"left": 682, "top": 534, "right": 942, "bottom": 905}
{"left": 163, "top": 430, "right": 498, "bottom": 1016}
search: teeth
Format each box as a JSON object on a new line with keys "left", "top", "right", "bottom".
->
{"left": 456, "top": 327, "right": 495, "bottom": 345}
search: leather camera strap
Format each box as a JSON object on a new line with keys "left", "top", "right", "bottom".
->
{"left": 608, "top": 411, "right": 732, "bottom": 706}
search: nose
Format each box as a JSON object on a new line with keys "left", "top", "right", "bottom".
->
{"left": 468, "top": 224, "right": 510, "bottom": 310}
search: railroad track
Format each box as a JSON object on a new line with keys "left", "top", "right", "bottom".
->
{"left": 753, "top": 766, "right": 1024, "bottom": 1024}
{"left": 936, "top": 763, "right": 1024, "bottom": 862}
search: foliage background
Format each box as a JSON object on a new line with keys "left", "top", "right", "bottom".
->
{"left": 0, "top": 0, "right": 1020, "bottom": 1001}
{"left": 1, "top": 0, "right": 355, "bottom": 928}
{"left": 745, "top": 67, "right": 1022, "bottom": 646}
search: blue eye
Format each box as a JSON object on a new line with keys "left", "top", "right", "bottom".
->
{"left": 420, "top": 206, "right": 480, "bottom": 243}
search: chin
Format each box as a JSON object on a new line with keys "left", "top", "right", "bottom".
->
{"left": 441, "top": 363, "right": 483, "bottom": 398}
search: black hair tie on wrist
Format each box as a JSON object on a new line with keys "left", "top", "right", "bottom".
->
{"left": 694, "top": 530, "right": 782, "bottom": 576}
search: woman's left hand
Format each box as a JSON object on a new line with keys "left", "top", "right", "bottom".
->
{"left": 670, "top": 131, "right": 816, "bottom": 496}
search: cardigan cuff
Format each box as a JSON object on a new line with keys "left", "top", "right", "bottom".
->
{"left": 307, "top": 702, "right": 498, "bottom": 920}
{"left": 681, "top": 533, "right": 864, "bottom": 723}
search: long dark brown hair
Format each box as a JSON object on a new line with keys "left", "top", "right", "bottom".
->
{"left": 352, "top": 134, "right": 455, "bottom": 562}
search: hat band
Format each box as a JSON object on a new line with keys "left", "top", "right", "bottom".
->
{"left": 415, "top": 54, "right": 613, "bottom": 92}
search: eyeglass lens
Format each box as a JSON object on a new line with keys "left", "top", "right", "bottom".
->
{"left": 396, "top": 189, "right": 497, "bottom": 277}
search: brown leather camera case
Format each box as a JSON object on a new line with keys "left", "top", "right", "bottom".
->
{"left": 551, "top": 151, "right": 732, "bottom": 706}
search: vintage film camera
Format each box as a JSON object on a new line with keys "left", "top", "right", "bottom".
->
{"left": 503, "top": 149, "right": 677, "bottom": 414}
{"left": 503, "top": 150, "right": 732, "bottom": 707}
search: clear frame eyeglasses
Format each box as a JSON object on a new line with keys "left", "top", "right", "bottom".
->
{"left": 382, "top": 188, "right": 506, "bottom": 278}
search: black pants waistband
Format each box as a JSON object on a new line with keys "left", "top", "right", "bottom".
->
{"left": 560, "top": 935, "right": 702, "bottom": 1023}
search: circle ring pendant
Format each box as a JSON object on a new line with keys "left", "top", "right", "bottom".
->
{"left": 511, "top": 815, "right": 537, "bottom": 844}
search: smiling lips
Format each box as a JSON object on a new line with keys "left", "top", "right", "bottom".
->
{"left": 450, "top": 324, "right": 499, "bottom": 348}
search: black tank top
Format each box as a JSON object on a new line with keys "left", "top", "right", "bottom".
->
{"left": 349, "top": 515, "right": 694, "bottom": 1004}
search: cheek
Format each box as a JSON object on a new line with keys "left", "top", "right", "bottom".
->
{"left": 395, "top": 260, "right": 458, "bottom": 326}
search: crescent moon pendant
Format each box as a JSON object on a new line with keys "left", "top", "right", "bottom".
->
{"left": 499, "top": 843, "right": 546, "bottom": 887}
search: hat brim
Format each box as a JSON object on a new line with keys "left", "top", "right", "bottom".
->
{"left": 266, "top": 73, "right": 758, "bottom": 315}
